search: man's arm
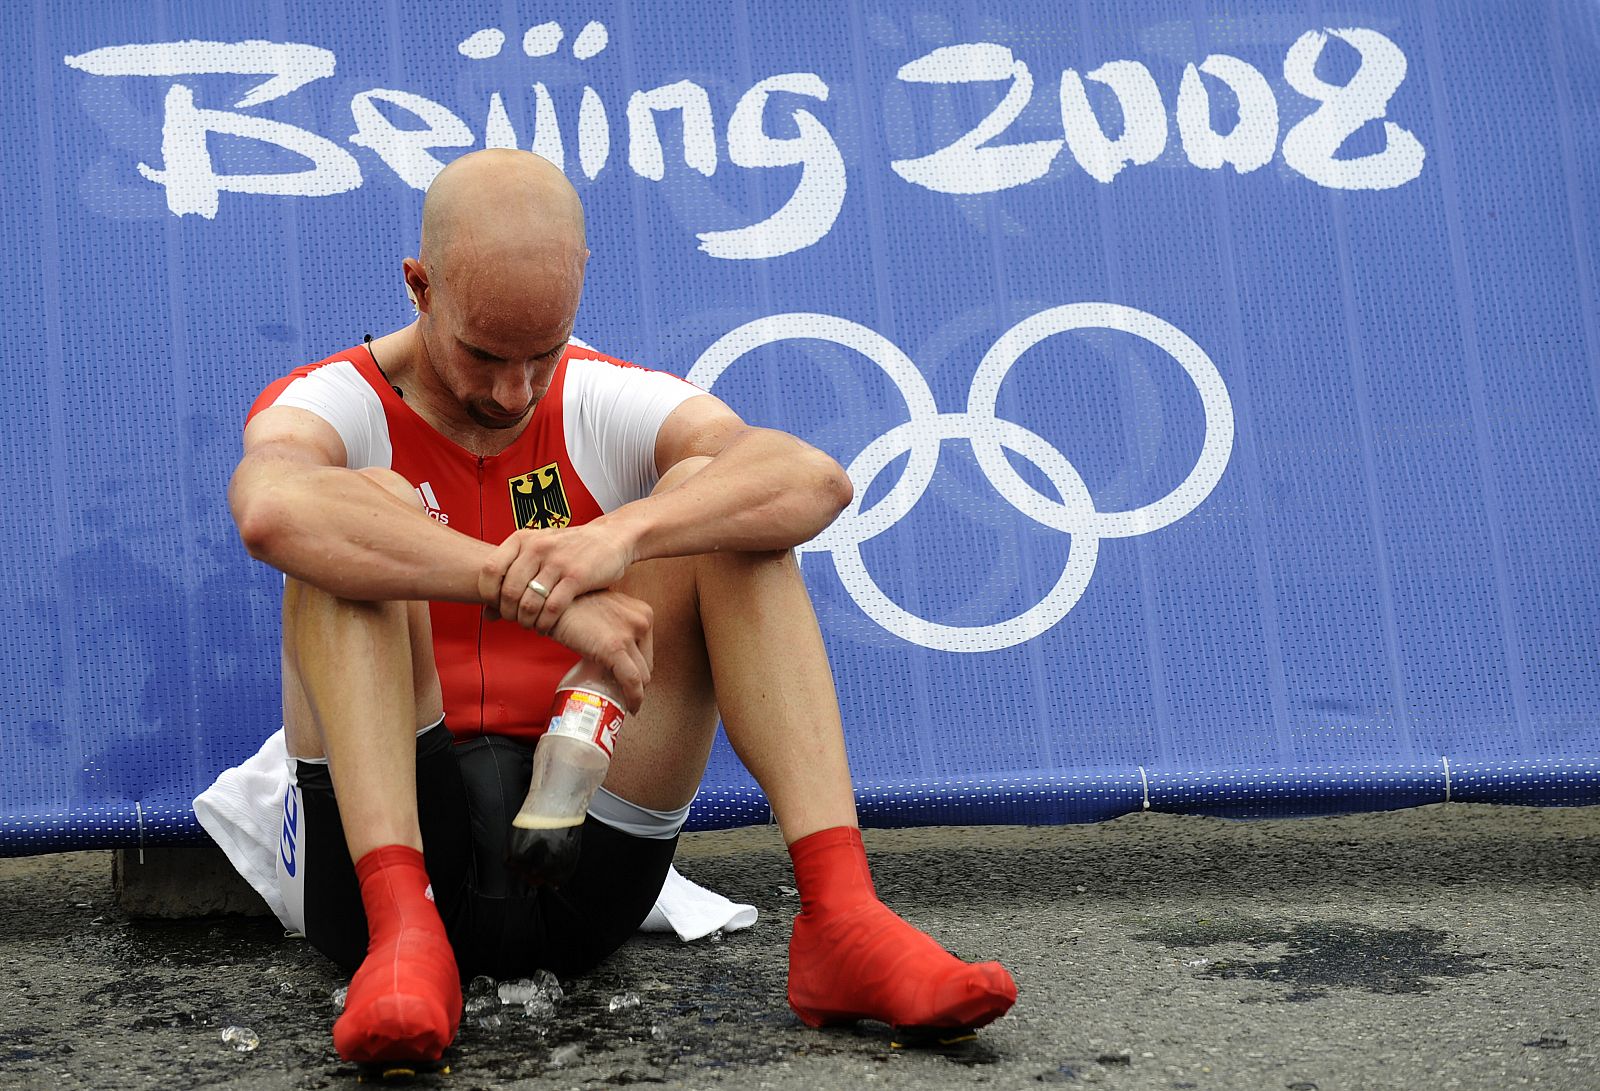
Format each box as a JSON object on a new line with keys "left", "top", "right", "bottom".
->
{"left": 229, "top": 405, "right": 493, "bottom": 602}
{"left": 627, "top": 393, "right": 853, "bottom": 559}
{"left": 231, "top": 404, "right": 656, "bottom": 706}
{"left": 485, "top": 393, "right": 852, "bottom": 629}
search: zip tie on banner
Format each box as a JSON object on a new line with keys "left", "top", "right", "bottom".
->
{"left": 135, "top": 801, "right": 146, "bottom": 865}
{"left": 1138, "top": 767, "right": 1151, "bottom": 811}
{"left": 1441, "top": 756, "right": 1453, "bottom": 804}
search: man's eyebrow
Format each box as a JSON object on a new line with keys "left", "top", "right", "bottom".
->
{"left": 458, "top": 337, "right": 566, "bottom": 360}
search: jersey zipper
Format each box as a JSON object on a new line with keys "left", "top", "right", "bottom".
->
{"left": 475, "top": 454, "right": 487, "bottom": 739}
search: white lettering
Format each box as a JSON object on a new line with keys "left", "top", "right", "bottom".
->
{"left": 1059, "top": 60, "right": 1167, "bottom": 184}
{"left": 348, "top": 89, "right": 472, "bottom": 190}
{"left": 64, "top": 40, "right": 361, "bottom": 218}
{"left": 457, "top": 29, "right": 504, "bottom": 61}
{"left": 889, "top": 44, "right": 1063, "bottom": 195}
{"left": 1281, "top": 28, "right": 1424, "bottom": 190}
{"left": 484, "top": 91, "right": 518, "bottom": 149}
{"left": 140, "top": 84, "right": 361, "bottom": 218}
{"left": 572, "top": 21, "right": 609, "bottom": 60}
{"left": 579, "top": 87, "right": 609, "bottom": 180}
{"left": 698, "top": 73, "right": 845, "bottom": 261}
{"left": 523, "top": 23, "right": 562, "bottom": 58}
{"left": 627, "top": 80, "right": 717, "bottom": 181}
{"left": 62, "top": 24, "right": 1426, "bottom": 252}
{"left": 532, "top": 83, "right": 563, "bottom": 169}
{"left": 63, "top": 40, "right": 333, "bottom": 109}
{"left": 1177, "top": 55, "right": 1279, "bottom": 173}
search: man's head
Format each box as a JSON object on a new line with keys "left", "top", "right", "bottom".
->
{"left": 403, "top": 150, "right": 589, "bottom": 430}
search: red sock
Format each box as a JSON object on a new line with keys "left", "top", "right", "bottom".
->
{"left": 331, "top": 845, "right": 462, "bottom": 1063}
{"left": 786, "top": 826, "right": 1017, "bottom": 1030}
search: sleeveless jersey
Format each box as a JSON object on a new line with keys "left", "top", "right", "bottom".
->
{"left": 248, "top": 342, "right": 704, "bottom": 743}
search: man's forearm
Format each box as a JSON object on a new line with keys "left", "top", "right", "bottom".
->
{"left": 603, "top": 429, "right": 852, "bottom": 562}
{"left": 231, "top": 460, "right": 492, "bottom": 602}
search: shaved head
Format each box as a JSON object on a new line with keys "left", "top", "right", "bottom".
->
{"left": 420, "top": 149, "right": 587, "bottom": 272}
{"left": 399, "top": 150, "right": 591, "bottom": 433}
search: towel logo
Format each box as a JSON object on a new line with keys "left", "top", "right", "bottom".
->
{"left": 279, "top": 784, "right": 300, "bottom": 878}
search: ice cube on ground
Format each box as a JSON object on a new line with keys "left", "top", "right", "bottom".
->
{"left": 498, "top": 979, "right": 540, "bottom": 1005}
{"left": 607, "top": 992, "right": 642, "bottom": 1013}
{"left": 220, "top": 1026, "right": 259, "bottom": 1052}
{"left": 500, "top": 971, "right": 564, "bottom": 1006}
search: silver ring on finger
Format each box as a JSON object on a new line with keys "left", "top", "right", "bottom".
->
{"left": 528, "top": 578, "right": 551, "bottom": 598}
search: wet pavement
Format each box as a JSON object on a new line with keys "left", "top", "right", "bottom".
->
{"left": 3, "top": 803, "right": 1599, "bottom": 1090}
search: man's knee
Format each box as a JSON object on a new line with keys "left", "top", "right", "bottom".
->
{"left": 625, "top": 456, "right": 796, "bottom": 610}
{"left": 652, "top": 456, "right": 791, "bottom": 567}
{"left": 281, "top": 470, "right": 424, "bottom": 622}
{"left": 283, "top": 574, "right": 407, "bottom": 627}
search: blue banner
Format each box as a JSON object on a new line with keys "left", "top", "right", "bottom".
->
{"left": 4, "top": 0, "right": 1598, "bottom": 852}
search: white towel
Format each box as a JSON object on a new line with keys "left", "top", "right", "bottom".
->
{"left": 193, "top": 728, "right": 294, "bottom": 926}
{"left": 192, "top": 731, "right": 758, "bottom": 941}
{"left": 640, "top": 865, "right": 759, "bottom": 941}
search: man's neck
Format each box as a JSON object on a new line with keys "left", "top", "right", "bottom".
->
{"left": 366, "top": 325, "right": 533, "bottom": 458}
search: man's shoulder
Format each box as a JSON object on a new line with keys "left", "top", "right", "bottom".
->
{"left": 563, "top": 339, "right": 649, "bottom": 372}
{"left": 246, "top": 345, "right": 379, "bottom": 425}
{"left": 271, "top": 344, "right": 371, "bottom": 385}
{"left": 561, "top": 340, "right": 701, "bottom": 394}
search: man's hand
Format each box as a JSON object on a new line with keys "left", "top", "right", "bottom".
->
{"left": 541, "top": 589, "right": 654, "bottom": 711}
{"left": 479, "top": 524, "right": 652, "bottom": 708}
{"left": 479, "top": 523, "right": 636, "bottom": 633}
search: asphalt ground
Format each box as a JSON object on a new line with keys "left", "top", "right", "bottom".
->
{"left": 3, "top": 803, "right": 1599, "bottom": 1091}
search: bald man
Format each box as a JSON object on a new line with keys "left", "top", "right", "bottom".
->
{"left": 227, "top": 150, "right": 1015, "bottom": 1065}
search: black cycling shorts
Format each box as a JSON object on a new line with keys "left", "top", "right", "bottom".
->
{"left": 288, "top": 721, "right": 678, "bottom": 979}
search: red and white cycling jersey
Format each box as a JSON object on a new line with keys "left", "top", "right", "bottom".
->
{"left": 248, "top": 341, "right": 704, "bottom": 743}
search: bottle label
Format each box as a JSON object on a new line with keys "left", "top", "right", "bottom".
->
{"left": 546, "top": 687, "right": 626, "bottom": 757}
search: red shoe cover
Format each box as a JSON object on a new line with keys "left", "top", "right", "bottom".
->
{"left": 331, "top": 845, "right": 462, "bottom": 1063}
{"left": 786, "top": 826, "right": 1017, "bottom": 1030}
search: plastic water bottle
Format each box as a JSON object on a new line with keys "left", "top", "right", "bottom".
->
{"left": 507, "top": 660, "right": 626, "bottom": 886}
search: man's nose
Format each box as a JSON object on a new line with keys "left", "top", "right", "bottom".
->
{"left": 493, "top": 367, "right": 534, "bottom": 410}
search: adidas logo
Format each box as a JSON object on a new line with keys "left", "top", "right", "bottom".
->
{"left": 415, "top": 481, "right": 449, "bottom": 525}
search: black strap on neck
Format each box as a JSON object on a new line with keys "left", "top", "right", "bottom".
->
{"left": 362, "top": 333, "right": 404, "bottom": 398}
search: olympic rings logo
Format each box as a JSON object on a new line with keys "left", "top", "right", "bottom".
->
{"left": 687, "top": 304, "right": 1234, "bottom": 653}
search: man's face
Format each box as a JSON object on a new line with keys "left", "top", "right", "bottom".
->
{"left": 412, "top": 249, "right": 585, "bottom": 430}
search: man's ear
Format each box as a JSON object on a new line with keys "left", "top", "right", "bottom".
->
{"left": 402, "top": 258, "right": 429, "bottom": 315}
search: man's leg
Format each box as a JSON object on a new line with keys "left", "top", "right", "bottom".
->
{"left": 605, "top": 459, "right": 1016, "bottom": 1032}
{"left": 601, "top": 458, "right": 848, "bottom": 826}
{"left": 283, "top": 467, "right": 461, "bottom": 1063}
